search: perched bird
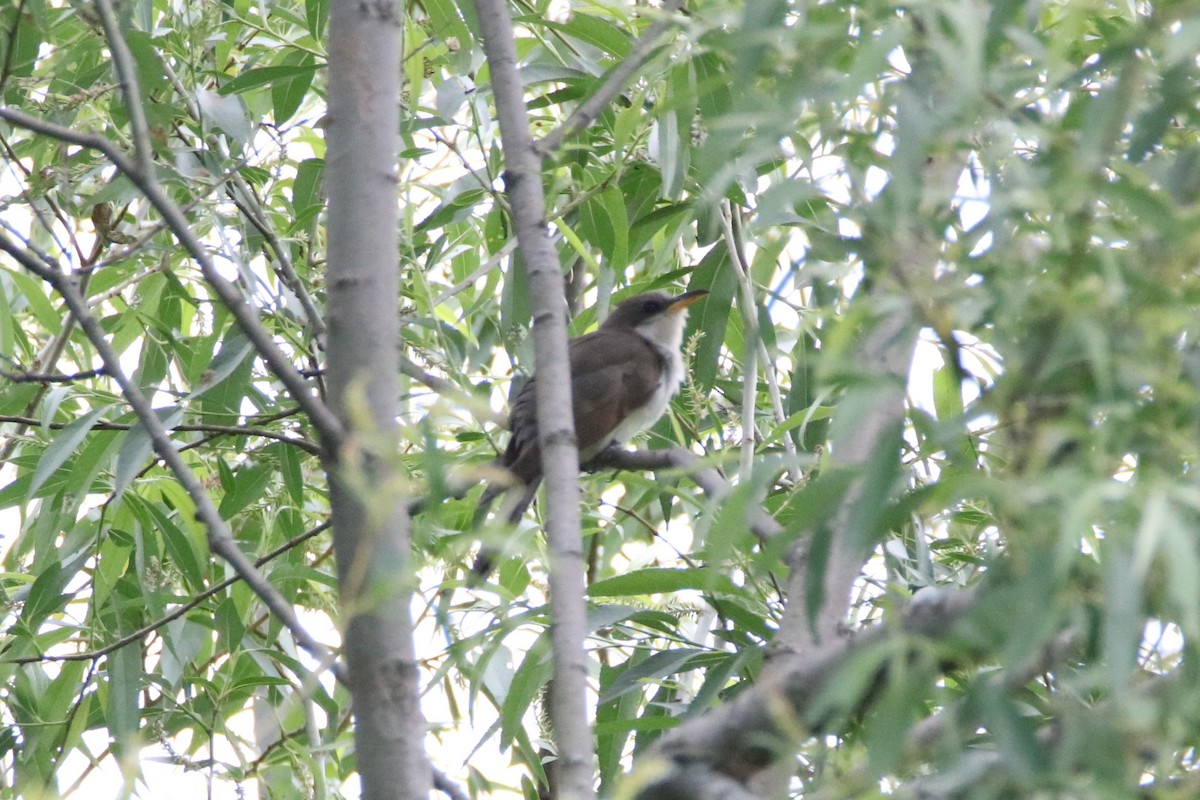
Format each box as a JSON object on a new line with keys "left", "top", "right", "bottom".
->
{"left": 472, "top": 289, "right": 708, "bottom": 577}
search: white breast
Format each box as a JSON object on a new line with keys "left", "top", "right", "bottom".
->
{"left": 603, "top": 310, "right": 689, "bottom": 448}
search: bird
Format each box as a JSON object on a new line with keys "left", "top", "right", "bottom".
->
{"left": 471, "top": 289, "right": 708, "bottom": 577}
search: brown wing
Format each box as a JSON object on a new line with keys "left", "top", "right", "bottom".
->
{"left": 499, "top": 373, "right": 541, "bottom": 484}
{"left": 498, "top": 328, "right": 662, "bottom": 479}
{"left": 567, "top": 329, "right": 663, "bottom": 455}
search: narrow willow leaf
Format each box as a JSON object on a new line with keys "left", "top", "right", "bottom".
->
{"left": 28, "top": 406, "right": 109, "bottom": 500}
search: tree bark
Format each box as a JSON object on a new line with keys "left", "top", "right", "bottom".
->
{"left": 471, "top": 0, "right": 596, "bottom": 796}
{"left": 326, "top": 2, "right": 429, "bottom": 798}
{"left": 771, "top": 30, "right": 969, "bottom": 666}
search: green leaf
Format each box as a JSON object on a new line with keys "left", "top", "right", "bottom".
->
{"left": 500, "top": 638, "right": 552, "bottom": 749}
{"left": 271, "top": 52, "right": 318, "bottom": 125}
{"left": 105, "top": 642, "right": 143, "bottom": 756}
{"left": 658, "top": 59, "right": 695, "bottom": 200}
{"left": 113, "top": 408, "right": 184, "bottom": 499}
{"left": 217, "top": 462, "right": 275, "bottom": 518}
{"left": 0, "top": 3, "right": 42, "bottom": 102}
{"left": 415, "top": 187, "right": 487, "bottom": 231}
{"left": 290, "top": 157, "right": 325, "bottom": 232}
{"left": 598, "top": 648, "right": 707, "bottom": 703}
{"left": 684, "top": 246, "right": 736, "bottom": 392}
{"left": 215, "top": 596, "right": 246, "bottom": 651}
{"left": 600, "top": 184, "right": 630, "bottom": 273}
{"left": 588, "top": 567, "right": 738, "bottom": 597}
{"left": 18, "top": 558, "right": 72, "bottom": 631}
{"left": 8, "top": 269, "right": 61, "bottom": 335}
{"left": 197, "top": 325, "right": 253, "bottom": 392}
{"left": 196, "top": 87, "right": 254, "bottom": 145}
{"left": 28, "top": 406, "right": 109, "bottom": 500}
{"left": 931, "top": 353, "right": 964, "bottom": 421}
{"left": 279, "top": 443, "right": 304, "bottom": 505}
{"left": 220, "top": 62, "right": 322, "bottom": 97}
{"left": 306, "top": 0, "right": 329, "bottom": 40}
{"left": 549, "top": 14, "right": 631, "bottom": 59}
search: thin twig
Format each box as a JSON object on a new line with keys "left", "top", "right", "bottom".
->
{"left": 0, "top": 414, "right": 320, "bottom": 455}
{"left": 0, "top": 367, "right": 105, "bottom": 383}
{"left": 0, "top": 231, "right": 344, "bottom": 683}
{"left": 729, "top": 209, "right": 803, "bottom": 485}
{"left": 536, "top": 0, "right": 684, "bottom": 155}
{"left": 223, "top": 154, "right": 327, "bottom": 338}
{"left": 400, "top": 355, "right": 507, "bottom": 427}
{"left": 589, "top": 446, "right": 782, "bottom": 541}
{"left": 1, "top": 522, "right": 331, "bottom": 666}
{"left": 430, "top": 238, "right": 518, "bottom": 307}
{"left": 0, "top": 125, "right": 83, "bottom": 263}
{"left": 0, "top": 106, "right": 343, "bottom": 448}
{"left": 721, "top": 202, "right": 759, "bottom": 479}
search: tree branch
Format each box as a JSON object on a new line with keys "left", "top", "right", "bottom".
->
{"left": 1, "top": 522, "right": 331, "bottom": 666}
{"left": 633, "top": 588, "right": 979, "bottom": 799}
{"left": 433, "top": 767, "right": 471, "bottom": 800}
{"left": 0, "top": 106, "right": 344, "bottom": 449}
{"left": 721, "top": 202, "right": 760, "bottom": 479}
{"left": 94, "top": 0, "right": 154, "bottom": 179}
{"left": 770, "top": 39, "right": 971, "bottom": 664}
{"left": 471, "top": 0, "right": 595, "bottom": 795}
{"left": 536, "top": 0, "right": 684, "bottom": 155}
{"left": 0, "top": 414, "right": 320, "bottom": 455}
{"left": 0, "top": 231, "right": 345, "bottom": 684}
{"left": 324, "top": 0, "right": 428, "bottom": 797}
{"left": 804, "top": 626, "right": 1085, "bottom": 800}
{"left": 0, "top": 366, "right": 105, "bottom": 383}
{"left": 400, "top": 354, "right": 507, "bottom": 427}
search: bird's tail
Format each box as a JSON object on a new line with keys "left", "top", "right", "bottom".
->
{"left": 469, "top": 477, "right": 541, "bottom": 582}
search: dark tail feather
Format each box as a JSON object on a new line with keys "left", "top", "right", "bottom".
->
{"left": 469, "top": 477, "right": 541, "bottom": 582}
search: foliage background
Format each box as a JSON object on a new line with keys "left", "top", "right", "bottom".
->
{"left": 2, "top": 0, "right": 1200, "bottom": 797}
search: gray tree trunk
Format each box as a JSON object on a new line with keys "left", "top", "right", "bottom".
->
{"left": 325, "top": 2, "right": 429, "bottom": 798}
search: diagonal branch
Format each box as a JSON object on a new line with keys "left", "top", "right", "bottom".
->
{"left": 1, "top": 522, "right": 331, "bottom": 666}
{"left": 633, "top": 588, "right": 980, "bottom": 800}
{"left": 0, "top": 366, "right": 105, "bottom": 383}
{"left": 0, "top": 413, "right": 321, "bottom": 455}
{"left": 0, "top": 231, "right": 345, "bottom": 684}
{"left": 0, "top": 106, "right": 343, "bottom": 449}
{"left": 536, "top": 0, "right": 684, "bottom": 155}
{"left": 94, "top": 0, "right": 154, "bottom": 179}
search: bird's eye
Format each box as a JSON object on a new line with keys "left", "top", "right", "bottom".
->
{"left": 643, "top": 300, "right": 660, "bottom": 313}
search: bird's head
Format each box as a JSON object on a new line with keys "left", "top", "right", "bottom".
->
{"left": 602, "top": 290, "right": 709, "bottom": 350}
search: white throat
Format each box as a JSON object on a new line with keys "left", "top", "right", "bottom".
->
{"left": 635, "top": 310, "right": 689, "bottom": 391}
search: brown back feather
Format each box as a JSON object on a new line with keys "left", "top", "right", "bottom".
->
{"left": 500, "top": 328, "right": 664, "bottom": 482}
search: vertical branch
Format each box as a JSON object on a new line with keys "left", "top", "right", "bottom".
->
{"left": 771, "top": 32, "right": 969, "bottom": 664}
{"left": 721, "top": 202, "right": 759, "bottom": 480}
{"left": 727, "top": 211, "right": 804, "bottom": 485}
{"left": 471, "top": 0, "right": 596, "bottom": 798}
{"left": 324, "top": 2, "right": 428, "bottom": 799}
